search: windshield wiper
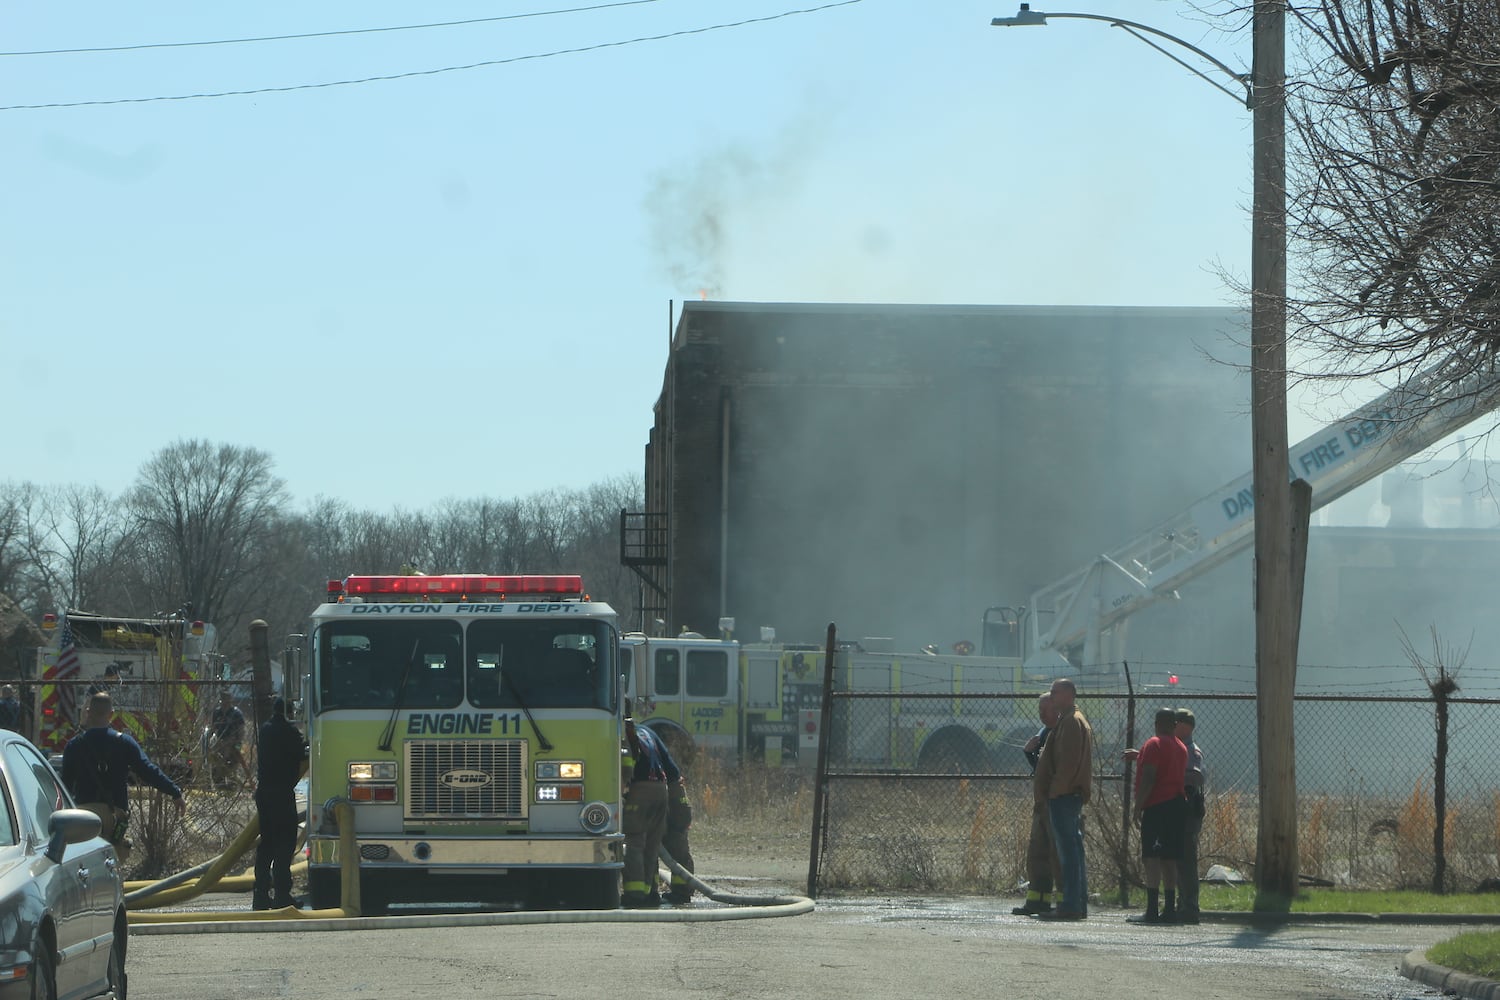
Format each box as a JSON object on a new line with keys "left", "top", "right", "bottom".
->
{"left": 378, "top": 639, "right": 420, "bottom": 752}
{"left": 503, "top": 667, "right": 552, "bottom": 752}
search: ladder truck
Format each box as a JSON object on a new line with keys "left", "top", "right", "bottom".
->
{"left": 1001, "top": 355, "right": 1500, "bottom": 673}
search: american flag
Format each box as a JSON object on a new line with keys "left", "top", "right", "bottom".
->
{"left": 54, "top": 618, "right": 81, "bottom": 728}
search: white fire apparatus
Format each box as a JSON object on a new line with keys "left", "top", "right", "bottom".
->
{"left": 991, "top": 354, "right": 1500, "bottom": 673}
{"left": 622, "top": 633, "right": 1034, "bottom": 772}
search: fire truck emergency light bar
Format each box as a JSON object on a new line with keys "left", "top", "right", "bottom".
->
{"left": 330, "top": 575, "right": 585, "bottom": 598}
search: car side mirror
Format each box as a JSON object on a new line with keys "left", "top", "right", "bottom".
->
{"left": 45, "top": 809, "right": 103, "bottom": 865}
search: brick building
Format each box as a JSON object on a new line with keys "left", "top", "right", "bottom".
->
{"left": 623, "top": 301, "right": 1251, "bottom": 653}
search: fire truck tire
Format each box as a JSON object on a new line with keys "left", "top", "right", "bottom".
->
{"left": 307, "top": 870, "right": 403, "bottom": 914}
{"left": 528, "top": 870, "right": 620, "bottom": 911}
{"left": 916, "top": 727, "right": 992, "bottom": 774}
{"left": 307, "top": 869, "right": 340, "bottom": 911}
{"left": 356, "top": 874, "right": 396, "bottom": 915}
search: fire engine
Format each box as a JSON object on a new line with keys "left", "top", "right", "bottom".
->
{"left": 34, "top": 610, "right": 219, "bottom": 758}
{"left": 303, "top": 574, "right": 624, "bottom": 912}
{"left": 622, "top": 632, "right": 1037, "bottom": 772}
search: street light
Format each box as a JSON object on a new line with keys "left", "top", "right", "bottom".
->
{"left": 990, "top": 2, "right": 1301, "bottom": 905}
{"left": 991, "top": 4, "right": 1252, "bottom": 108}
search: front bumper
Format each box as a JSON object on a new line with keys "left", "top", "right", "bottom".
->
{"left": 308, "top": 833, "right": 624, "bottom": 869}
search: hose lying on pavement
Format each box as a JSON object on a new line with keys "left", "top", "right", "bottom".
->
{"left": 657, "top": 848, "right": 805, "bottom": 908}
{"left": 129, "top": 803, "right": 812, "bottom": 930}
{"left": 125, "top": 810, "right": 309, "bottom": 907}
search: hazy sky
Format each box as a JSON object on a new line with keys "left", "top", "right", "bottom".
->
{"left": 0, "top": 1, "right": 1416, "bottom": 510}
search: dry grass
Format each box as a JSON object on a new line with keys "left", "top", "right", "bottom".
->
{"left": 128, "top": 785, "right": 258, "bottom": 881}
{"left": 1301, "top": 796, "right": 1331, "bottom": 877}
{"left": 135, "top": 759, "right": 1500, "bottom": 898}
{"left": 686, "top": 765, "right": 1500, "bottom": 897}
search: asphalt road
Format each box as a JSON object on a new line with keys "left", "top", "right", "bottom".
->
{"left": 128, "top": 894, "right": 1459, "bottom": 1000}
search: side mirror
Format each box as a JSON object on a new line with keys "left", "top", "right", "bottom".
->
{"left": 45, "top": 808, "right": 103, "bottom": 864}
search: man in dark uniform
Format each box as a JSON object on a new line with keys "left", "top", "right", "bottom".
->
{"left": 254, "top": 697, "right": 308, "bottom": 910}
{"left": 621, "top": 699, "right": 680, "bottom": 908}
{"left": 61, "top": 691, "right": 186, "bottom": 863}
{"left": 210, "top": 690, "right": 247, "bottom": 786}
{"left": 0, "top": 685, "right": 23, "bottom": 732}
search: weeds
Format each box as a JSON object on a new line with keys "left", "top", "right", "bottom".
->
{"left": 1302, "top": 796, "right": 1330, "bottom": 878}
{"left": 689, "top": 760, "right": 1500, "bottom": 898}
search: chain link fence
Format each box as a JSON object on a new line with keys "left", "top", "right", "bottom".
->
{"left": 812, "top": 690, "right": 1500, "bottom": 897}
{"left": 17, "top": 678, "right": 259, "bottom": 878}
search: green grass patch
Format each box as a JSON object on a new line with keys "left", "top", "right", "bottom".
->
{"left": 1429, "top": 931, "right": 1500, "bottom": 981}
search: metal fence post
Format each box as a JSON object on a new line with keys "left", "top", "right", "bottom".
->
{"left": 1119, "top": 662, "right": 1137, "bottom": 906}
{"left": 806, "top": 623, "right": 838, "bottom": 899}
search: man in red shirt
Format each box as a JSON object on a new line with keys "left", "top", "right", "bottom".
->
{"left": 1125, "top": 707, "right": 1188, "bottom": 924}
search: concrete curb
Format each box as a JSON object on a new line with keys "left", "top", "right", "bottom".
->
{"left": 1193, "top": 913, "right": 1500, "bottom": 1000}
{"left": 1402, "top": 948, "right": 1500, "bottom": 1000}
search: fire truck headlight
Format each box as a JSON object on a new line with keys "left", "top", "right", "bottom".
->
{"left": 349, "top": 762, "right": 397, "bottom": 782}
{"left": 580, "top": 800, "right": 612, "bottom": 833}
{"left": 535, "top": 761, "right": 584, "bottom": 780}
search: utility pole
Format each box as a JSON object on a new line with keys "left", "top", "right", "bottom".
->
{"left": 988, "top": 2, "right": 1304, "bottom": 902}
{"left": 249, "top": 619, "right": 274, "bottom": 734}
{"left": 1250, "top": 0, "right": 1301, "bottom": 908}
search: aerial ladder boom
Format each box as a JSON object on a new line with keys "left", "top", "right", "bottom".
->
{"left": 1026, "top": 355, "right": 1500, "bottom": 670}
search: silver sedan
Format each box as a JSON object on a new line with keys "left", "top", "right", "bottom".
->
{"left": 0, "top": 730, "right": 127, "bottom": 1000}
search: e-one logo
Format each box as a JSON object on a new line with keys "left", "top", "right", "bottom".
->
{"left": 439, "top": 769, "right": 493, "bottom": 789}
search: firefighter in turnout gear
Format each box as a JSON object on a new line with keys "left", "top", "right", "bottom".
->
{"left": 621, "top": 699, "right": 679, "bottom": 908}
{"left": 663, "top": 776, "right": 696, "bottom": 904}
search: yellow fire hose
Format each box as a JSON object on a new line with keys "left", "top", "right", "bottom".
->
{"left": 128, "top": 801, "right": 360, "bottom": 923}
{"left": 128, "top": 802, "right": 811, "bottom": 932}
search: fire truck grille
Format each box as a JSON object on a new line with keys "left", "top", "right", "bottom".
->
{"left": 404, "top": 740, "right": 528, "bottom": 820}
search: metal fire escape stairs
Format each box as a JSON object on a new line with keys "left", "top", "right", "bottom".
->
{"left": 619, "top": 510, "right": 668, "bottom": 632}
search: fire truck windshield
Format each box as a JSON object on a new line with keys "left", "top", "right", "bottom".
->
{"left": 316, "top": 619, "right": 613, "bottom": 711}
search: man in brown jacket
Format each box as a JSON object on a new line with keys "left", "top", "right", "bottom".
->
{"left": 1036, "top": 678, "right": 1093, "bottom": 920}
{"left": 1014, "top": 691, "right": 1061, "bottom": 915}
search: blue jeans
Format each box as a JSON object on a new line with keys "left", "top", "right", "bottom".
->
{"left": 1048, "top": 794, "right": 1087, "bottom": 914}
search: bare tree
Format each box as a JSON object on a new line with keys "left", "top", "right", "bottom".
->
{"left": 521, "top": 488, "right": 577, "bottom": 572}
{"left": 1397, "top": 624, "right": 1469, "bottom": 894}
{"left": 1283, "top": 2, "right": 1500, "bottom": 391}
{"left": 570, "top": 475, "right": 645, "bottom": 622}
{"left": 429, "top": 497, "right": 526, "bottom": 572}
{"left": 126, "top": 440, "right": 289, "bottom": 632}
{"left": 0, "top": 483, "right": 34, "bottom": 605}
{"left": 18, "top": 484, "right": 131, "bottom": 614}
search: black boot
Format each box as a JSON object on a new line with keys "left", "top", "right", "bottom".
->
{"left": 1128, "top": 888, "right": 1161, "bottom": 924}
{"left": 1012, "top": 895, "right": 1052, "bottom": 915}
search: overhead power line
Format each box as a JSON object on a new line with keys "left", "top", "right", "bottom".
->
{"left": 0, "top": 0, "right": 664, "bottom": 57}
{"left": 0, "top": 0, "right": 863, "bottom": 111}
